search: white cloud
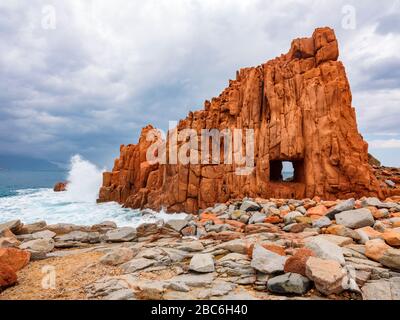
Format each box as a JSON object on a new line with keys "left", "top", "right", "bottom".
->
{"left": 369, "top": 139, "right": 400, "bottom": 149}
{"left": 0, "top": 0, "right": 399, "bottom": 166}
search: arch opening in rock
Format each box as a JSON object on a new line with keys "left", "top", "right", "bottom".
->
{"left": 269, "top": 160, "right": 305, "bottom": 183}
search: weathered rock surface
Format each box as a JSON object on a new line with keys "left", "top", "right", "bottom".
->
{"left": 267, "top": 273, "right": 311, "bottom": 295}
{"left": 100, "top": 248, "right": 135, "bottom": 266}
{"left": 98, "top": 27, "right": 386, "bottom": 213}
{"left": 0, "top": 248, "right": 30, "bottom": 272}
{"left": 19, "top": 238, "right": 54, "bottom": 260}
{"left": 361, "top": 277, "right": 400, "bottom": 300}
{"left": 305, "top": 236, "right": 345, "bottom": 265}
{"left": 305, "top": 257, "right": 346, "bottom": 295}
{"left": 0, "top": 263, "right": 17, "bottom": 289}
{"left": 251, "top": 244, "right": 287, "bottom": 274}
{"left": 189, "top": 254, "right": 215, "bottom": 273}
{"left": 284, "top": 248, "right": 315, "bottom": 276}
{"left": 335, "top": 209, "right": 375, "bottom": 229}
{"left": 104, "top": 227, "right": 137, "bottom": 242}
{"left": 53, "top": 182, "right": 67, "bottom": 192}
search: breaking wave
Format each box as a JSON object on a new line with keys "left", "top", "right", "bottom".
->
{"left": 0, "top": 155, "right": 187, "bottom": 226}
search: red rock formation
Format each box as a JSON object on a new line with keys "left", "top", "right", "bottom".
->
{"left": 54, "top": 182, "right": 67, "bottom": 192}
{"left": 0, "top": 248, "right": 31, "bottom": 273}
{"left": 98, "top": 27, "right": 388, "bottom": 213}
{"left": 0, "top": 262, "right": 17, "bottom": 289}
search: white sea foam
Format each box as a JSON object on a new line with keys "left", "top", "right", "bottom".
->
{"left": 65, "top": 154, "right": 104, "bottom": 203}
{"left": 0, "top": 155, "right": 187, "bottom": 227}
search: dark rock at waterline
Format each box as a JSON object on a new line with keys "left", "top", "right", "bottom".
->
{"left": 53, "top": 182, "right": 67, "bottom": 192}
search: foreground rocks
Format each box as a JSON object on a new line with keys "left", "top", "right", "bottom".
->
{"left": 1, "top": 194, "right": 400, "bottom": 299}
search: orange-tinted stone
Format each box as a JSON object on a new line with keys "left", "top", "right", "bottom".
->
{"left": 0, "top": 248, "right": 30, "bottom": 273}
{"left": 264, "top": 216, "right": 283, "bottom": 224}
{"left": 284, "top": 248, "right": 316, "bottom": 276}
{"left": 306, "top": 205, "right": 328, "bottom": 217}
{"left": 0, "top": 262, "right": 17, "bottom": 289}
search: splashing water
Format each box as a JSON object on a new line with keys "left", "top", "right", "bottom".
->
{"left": 0, "top": 154, "right": 187, "bottom": 226}
{"left": 65, "top": 155, "right": 103, "bottom": 203}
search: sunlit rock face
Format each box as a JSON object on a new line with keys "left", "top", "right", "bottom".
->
{"left": 98, "top": 27, "right": 384, "bottom": 213}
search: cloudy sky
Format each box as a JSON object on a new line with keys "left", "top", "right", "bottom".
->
{"left": 1, "top": 0, "right": 399, "bottom": 169}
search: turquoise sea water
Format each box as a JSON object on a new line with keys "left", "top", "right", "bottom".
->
{"left": 0, "top": 165, "right": 186, "bottom": 226}
{"left": 0, "top": 160, "right": 291, "bottom": 226}
{"left": 0, "top": 170, "right": 67, "bottom": 197}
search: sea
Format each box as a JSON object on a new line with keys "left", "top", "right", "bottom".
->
{"left": 0, "top": 155, "right": 186, "bottom": 226}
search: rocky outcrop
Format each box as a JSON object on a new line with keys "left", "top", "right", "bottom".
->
{"left": 53, "top": 182, "right": 67, "bottom": 192}
{"left": 98, "top": 27, "right": 390, "bottom": 213}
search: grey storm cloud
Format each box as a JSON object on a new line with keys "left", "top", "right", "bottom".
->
{"left": 0, "top": 0, "right": 400, "bottom": 168}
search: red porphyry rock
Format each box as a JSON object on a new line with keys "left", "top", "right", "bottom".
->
{"left": 98, "top": 27, "right": 385, "bottom": 214}
{"left": 53, "top": 182, "right": 67, "bottom": 192}
{"left": 247, "top": 243, "right": 286, "bottom": 258}
{"left": 284, "top": 247, "right": 316, "bottom": 276}
{"left": 0, "top": 262, "right": 18, "bottom": 289}
{"left": 0, "top": 248, "right": 31, "bottom": 273}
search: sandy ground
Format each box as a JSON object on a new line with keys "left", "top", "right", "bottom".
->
{"left": 0, "top": 251, "right": 122, "bottom": 300}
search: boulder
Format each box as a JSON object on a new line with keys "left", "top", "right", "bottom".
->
{"left": 382, "top": 230, "right": 400, "bottom": 246}
{"left": 100, "top": 248, "right": 135, "bottom": 266}
{"left": 230, "top": 210, "right": 245, "bottom": 220}
{"left": 189, "top": 254, "right": 215, "bottom": 273}
{"left": 306, "top": 205, "right": 328, "bottom": 217}
{"left": 53, "top": 182, "right": 67, "bottom": 192}
{"left": 136, "top": 223, "right": 159, "bottom": 237}
{"left": 365, "top": 239, "right": 390, "bottom": 261}
{"left": 31, "top": 230, "right": 56, "bottom": 239}
{"left": 0, "top": 220, "right": 23, "bottom": 234}
{"left": 177, "top": 241, "right": 205, "bottom": 252}
{"left": 216, "top": 239, "right": 248, "bottom": 254}
{"left": 104, "top": 227, "right": 137, "bottom": 242}
{"left": 55, "top": 231, "right": 100, "bottom": 243}
{"left": 361, "top": 278, "right": 400, "bottom": 300}
{"left": 16, "top": 221, "right": 47, "bottom": 235}
{"left": 379, "top": 248, "right": 400, "bottom": 271}
{"left": 249, "top": 212, "right": 267, "bottom": 224}
{"left": 121, "top": 258, "right": 155, "bottom": 273}
{"left": 165, "top": 219, "right": 188, "bottom": 232}
{"left": 267, "top": 273, "right": 312, "bottom": 295}
{"left": 47, "top": 223, "right": 90, "bottom": 235}
{"left": 326, "top": 198, "right": 355, "bottom": 219}
{"left": 312, "top": 216, "right": 332, "bottom": 228}
{"left": 305, "top": 236, "right": 345, "bottom": 265}
{"left": 326, "top": 224, "right": 361, "bottom": 241}
{"left": 312, "top": 234, "right": 353, "bottom": 247}
{"left": 91, "top": 221, "right": 117, "bottom": 233}
{"left": 305, "top": 257, "right": 346, "bottom": 295}
{"left": 0, "top": 237, "right": 21, "bottom": 248}
{"left": 335, "top": 208, "right": 375, "bottom": 229}
{"left": 239, "top": 200, "right": 261, "bottom": 212}
{"left": 250, "top": 244, "right": 287, "bottom": 274}
{"left": 0, "top": 262, "right": 17, "bottom": 289}
{"left": 181, "top": 225, "right": 196, "bottom": 237}
{"left": 362, "top": 197, "right": 396, "bottom": 209}
{"left": 136, "top": 281, "right": 165, "bottom": 300}
{"left": 0, "top": 248, "right": 30, "bottom": 272}
{"left": 19, "top": 238, "right": 55, "bottom": 260}
{"left": 284, "top": 211, "right": 303, "bottom": 225}
{"left": 284, "top": 248, "right": 315, "bottom": 276}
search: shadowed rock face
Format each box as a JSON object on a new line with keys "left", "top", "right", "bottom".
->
{"left": 98, "top": 27, "right": 385, "bottom": 213}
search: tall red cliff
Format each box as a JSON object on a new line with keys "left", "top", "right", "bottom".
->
{"left": 98, "top": 27, "right": 386, "bottom": 213}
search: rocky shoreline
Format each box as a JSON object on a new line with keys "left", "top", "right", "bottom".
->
{"left": 1, "top": 195, "right": 400, "bottom": 300}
